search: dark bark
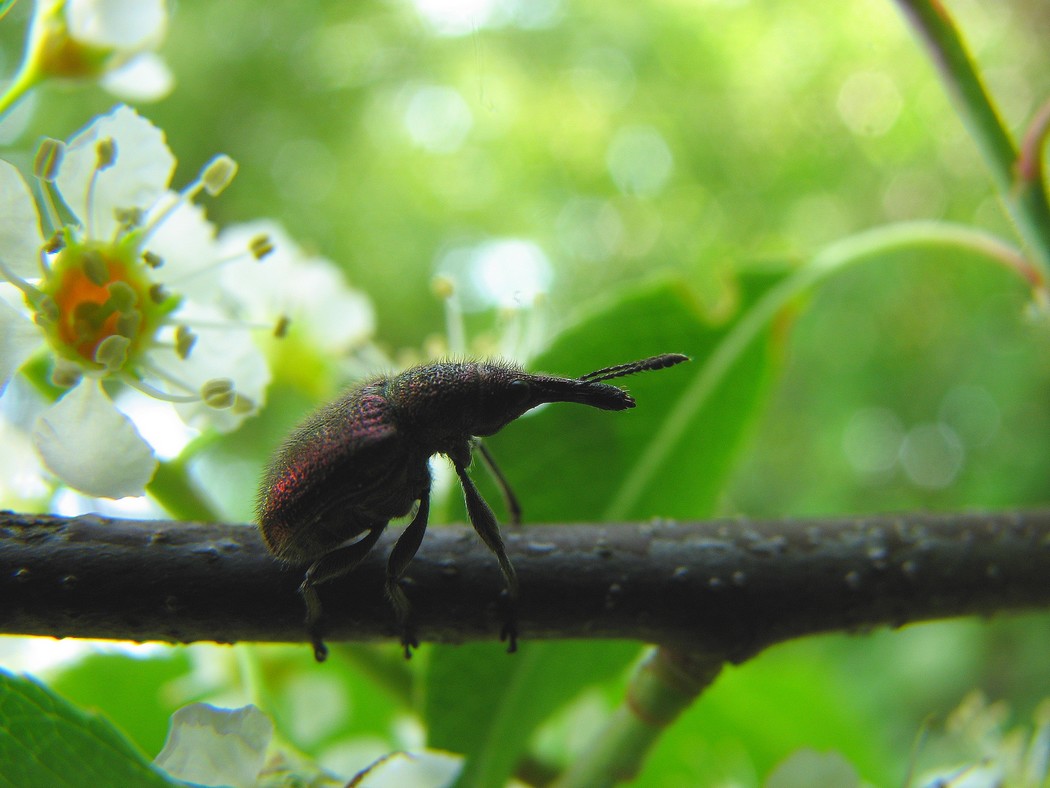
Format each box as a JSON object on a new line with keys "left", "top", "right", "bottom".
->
{"left": 1, "top": 509, "right": 1048, "bottom": 662}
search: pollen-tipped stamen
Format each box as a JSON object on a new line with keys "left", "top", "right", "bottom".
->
{"left": 164, "top": 236, "right": 275, "bottom": 285}
{"left": 0, "top": 257, "right": 43, "bottom": 302}
{"left": 85, "top": 138, "right": 117, "bottom": 239}
{"left": 249, "top": 234, "right": 273, "bottom": 261}
{"left": 139, "top": 155, "right": 238, "bottom": 245}
{"left": 33, "top": 139, "right": 65, "bottom": 234}
{"left": 201, "top": 378, "right": 236, "bottom": 409}
{"left": 201, "top": 155, "right": 238, "bottom": 197}
{"left": 434, "top": 276, "right": 466, "bottom": 356}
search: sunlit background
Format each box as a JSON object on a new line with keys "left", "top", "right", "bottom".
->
{"left": 2, "top": 0, "right": 1050, "bottom": 784}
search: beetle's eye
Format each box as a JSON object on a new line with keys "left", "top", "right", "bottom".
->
{"left": 507, "top": 378, "right": 531, "bottom": 406}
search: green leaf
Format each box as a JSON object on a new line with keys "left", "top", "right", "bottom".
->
{"left": 631, "top": 640, "right": 900, "bottom": 786}
{"left": 425, "top": 640, "right": 639, "bottom": 788}
{"left": 48, "top": 650, "right": 194, "bottom": 757}
{"left": 426, "top": 274, "right": 786, "bottom": 787}
{"left": 0, "top": 670, "right": 177, "bottom": 788}
{"left": 478, "top": 273, "right": 783, "bottom": 522}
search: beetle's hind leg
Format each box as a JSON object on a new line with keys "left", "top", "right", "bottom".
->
{"left": 454, "top": 461, "right": 520, "bottom": 652}
{"left": 385, "top": 490, "right": 432, "bottom": 658}
{"left": 300, "top": 524, "right": 384, "bottom": 662}
{"left": 475, "top": 440, "right": 522, "bottom": 526}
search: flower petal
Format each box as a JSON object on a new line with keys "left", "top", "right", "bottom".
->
{"left": 0, "top": 419, "right": 50, "bottom": 506}
{"left": 67, "top": 0, "right": 167, "bottom": 49}
{"left": 145, "top": 195, "right": 220, "bottom": 288}
{"left": 101, "top": 52, "right": 175, "bottom": 102}
{"left": 154, "top": 703, "right": 273, "bottom": 788}
{"left": 33, "top": 379, "right": 158, "bottom": 498}
{"left": 0, "top": 299, "right": 43, "bottom": 396}
{"left": 0, "top": 159, "right": 44, "bottom": 279}
{"left": 218, "top": 220, "right": 376, "bottom": 352}
{"left": 171, "top": 334, "right": 270, "bottom": 433}
{"left": 56, "top": 105, "right": 175, "bottom": 240}
{"left": 145, "top": 303, "right": 271, "bottom": 433}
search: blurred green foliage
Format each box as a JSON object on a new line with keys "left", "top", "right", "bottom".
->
{"left": 2, "top": 0, "right": 1050, "bottom": 785}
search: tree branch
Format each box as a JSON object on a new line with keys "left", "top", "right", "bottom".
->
{"left": 2, "top": 509, "right": 1048, "bottom": 661}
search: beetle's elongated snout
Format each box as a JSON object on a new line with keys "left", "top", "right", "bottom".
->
{"left": 529, "top": 378, "right": 636, "bottom": 411}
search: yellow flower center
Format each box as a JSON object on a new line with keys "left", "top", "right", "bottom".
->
{"left": 39, "top": 238, "right": 174, "bottom": 371}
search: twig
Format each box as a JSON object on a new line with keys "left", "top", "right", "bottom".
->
{"left": 1, "top": 509, "right": 1048, "bottom": 660}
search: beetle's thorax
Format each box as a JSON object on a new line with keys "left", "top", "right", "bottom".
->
{"left": 384, "top": 361, "right": 534, "bottom": 451}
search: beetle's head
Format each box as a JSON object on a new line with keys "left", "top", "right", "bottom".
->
{"left": 467, "top": 361, "right": 636, "bottom": 437}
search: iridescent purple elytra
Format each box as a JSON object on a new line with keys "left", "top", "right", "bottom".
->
{"left": 257, "top": 354, "right": 689, "bottom": 661}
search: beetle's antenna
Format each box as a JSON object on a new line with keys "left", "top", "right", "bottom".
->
{"left": 578, "top": 353, "right": 689, "bottom": 384}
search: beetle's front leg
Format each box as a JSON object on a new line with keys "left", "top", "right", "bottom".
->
{"left": 454, "top": 460, "right": 519, "bottom": 653}
{"left": 301, "top": 524, "right": 384, "bottom": 662}
{"left": 385, "top": 490, "right": 431, "bottom": 658}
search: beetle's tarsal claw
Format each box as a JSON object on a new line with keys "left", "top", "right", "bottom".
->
{"left": 502, "top": 624, "right": 518, "bottom": 654}
{"left": 401, "top": 627, "right": 419, "bottom": 660}
{"left": 300, "top": 574, "right": 329, "bottom": 662}
{"left": 312, "top": 636, "right": 329, "bottom": 663}
{"left": 402, "top": 638, "right": 415, "bottom": 660}
{"left": 498, "top": 588, "right": 518, "bottom": 653}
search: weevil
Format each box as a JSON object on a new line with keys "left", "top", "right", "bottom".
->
{"left": 257, "top": 353, "right": 689, "bottom": 661}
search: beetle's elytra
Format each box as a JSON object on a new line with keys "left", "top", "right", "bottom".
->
{"left": 257, "top": 353, "right": 689, "bottom": 661}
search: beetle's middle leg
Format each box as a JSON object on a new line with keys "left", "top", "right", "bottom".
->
{"left": 385, "top": 490, "right": 432, "bottom": 658}
{"left": 475, "top": 440, "right": 522, "bottom": 526}
{"left": 301, "top": 524, "right": 384, "bottom": 663}
{"left": 455, "top": 461, "right": 520, "bottom": 652}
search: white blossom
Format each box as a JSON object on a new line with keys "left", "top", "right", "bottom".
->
{"left": 0, "top": 107, "right": 265, "bottom": 497}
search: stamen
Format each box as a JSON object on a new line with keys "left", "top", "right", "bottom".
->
{"left": 201, "top": 378, "right": 236, "bottom": 409}
{"left": 34, "top": 138, "right": 64, "bottom": 182}
{"left": 434, "top": 276, "right": 467, "bottom": 356}
{"left": 116, "top": 311, "right": 142, "bottom": 338}
{"left": 175, "top": 325, "right": 197, "bottom": 359}
{"left": 249, "top": 234, "right": 274, "bottom": 260}
{"left": 114, "top": 207, "right": 145, "bottom": 235}
{"left": 137, "top": 360, "right": 199, "bottom": 396}
{"left": 82, "top": 250, "right": 110, "bottom": 286}
{"left": 149, "top": 283, "right": 170, "bottom": 304}
{"left": 86, "top": 138, "right": 118, "bottom": 238}
{"left": 273, "top": 315, "right": 290, "bottom": 338}
{"left": 95, "top": 139, "right": 117, "bottom": 170}
{"left": 36, "top": 184, "right": 64, "bottom": 239}
{"left": 143, "top": 251, "right": 164, "bottom": 269}
{"left": 73, "top": 301, "right": 104, "bottom": 338}
{"left": 0, "top": 258, "right": 42, "bottom": 301}
{"left": 35, "top": 295, "right": 59, "bottom": 325}
{"left": 137, "top": 191, "right": 182, "bottom": 244}
{"left": 121, "top": 374, "right": 201, "bottom": 403}
{"left": 95, "top": 335, "right": 130, "bottom": 370}
{"left": 200, "top": 155, "right": 238, "bottom": 197}
{"left": 232, "top": 393, "right": 256, "bottom": 414}
{"left": 106, "top": 280, "right": 138, "bottom": 313}
{"left": 140, "top": 153, "right": 237, "bottom": 245}
{"left": 44, "top": 232, "right": 64, "bottom": 254}
{"left": 51, "top": 361, "right": 82, "bottom": 388}
{"left": 175, "top": 316, "right": 275, "bottom": 331}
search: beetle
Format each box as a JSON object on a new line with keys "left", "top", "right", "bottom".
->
{"left": 257, "top": 353, "right": 689, "bottom": 661}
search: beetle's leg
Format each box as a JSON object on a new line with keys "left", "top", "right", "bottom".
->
{"left": 301, "top": 524, "right": 384, "bottom": 662}
{"left": 385, "top": 490, "right": 431, "bottom": 658}
{"left": 475, "top": 440, "right": 522, "bottom": 526}
{"left": 454, "top": 461, "right": 520, "bottom": 653}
